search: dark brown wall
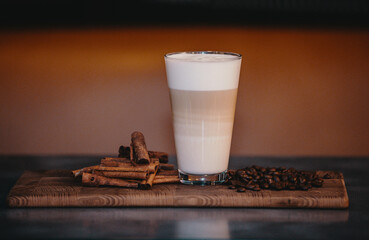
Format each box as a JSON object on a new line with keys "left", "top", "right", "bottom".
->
{"left": 1, "top": 28, "right": 368, "bottom": 156}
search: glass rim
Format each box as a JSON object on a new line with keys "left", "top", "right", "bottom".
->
{"left": 164, "top": 51, "right": 242, "bottom": 61}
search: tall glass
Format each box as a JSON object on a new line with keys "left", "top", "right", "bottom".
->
{"left": 165, "top": 51, "right": 242, "bottom": 185}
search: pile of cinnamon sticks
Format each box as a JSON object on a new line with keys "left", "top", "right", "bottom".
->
{"left": 72, "top": 131, "right": 179, "bottom": 189}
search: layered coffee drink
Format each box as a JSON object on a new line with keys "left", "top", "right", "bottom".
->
{"left": 165, "top": 51, "right": 242, "bottom": 185}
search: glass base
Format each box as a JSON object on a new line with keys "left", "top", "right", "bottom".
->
{"left": 179, "top": 170, "right": 227, "bottom": 186}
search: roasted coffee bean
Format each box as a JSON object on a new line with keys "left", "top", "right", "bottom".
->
{"left": 289, "top": 176, "right": 297, "bottom": 183}
{"left": 281, "top": 175, "right": 288, "bottom": 181}
{"left": 260, "top": 167, "right": 267, "bottom": 173}
{"left": 323, "top": 173, "right": 332, "bottom": 179}
{"left": 273, "top": 176, "right": 280, "bottom": 183}
{"left": 298, "top": 177, "right": 306, "bottom": 184}
{"left": 269, "top": 168, "right": 277, "bottom": 172}
{"left": 229, "top": 185, "right": 236, "bottom": 189}
{"left": 239, "top": 173, "right": 247, "bottom": 179}
{"left": 240, "top": 178, "right": 249, "bottom": 184}
{"left": 228, "top": 170, "right": 236, "bottom": 176}
{"left": 237, "top": 187, "right": 246, "bottom": 192}
{"left": 261, "top": 183, "right": 269, "bottom": 189}
{"left": 244, "top": 174, "right": 253, "bottom": 180}
{"left": 264, "top": 174, "right": 272, "bottom": 179}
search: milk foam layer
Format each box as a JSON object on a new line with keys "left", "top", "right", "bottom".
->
{"left": 165, "top": 52, "right": 241, "bottom": 91}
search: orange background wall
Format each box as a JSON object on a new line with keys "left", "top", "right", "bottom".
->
{"left": 0, "top": 27, "right": 368, "bottom": 156}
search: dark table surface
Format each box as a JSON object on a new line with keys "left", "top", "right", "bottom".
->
{"left": 0, "top": 155, "right": 368, "bottom": 240}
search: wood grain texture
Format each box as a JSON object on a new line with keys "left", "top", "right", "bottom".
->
{"left": 7, "top": 170, "right": 349, "bottom": 208}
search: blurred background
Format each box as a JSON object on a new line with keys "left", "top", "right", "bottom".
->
{"left": 0, "top": 0, "right": 368, "bottom": 156}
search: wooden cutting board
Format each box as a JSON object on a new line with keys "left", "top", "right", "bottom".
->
{"left": 7, "top": 170, "right": 349, "bottom": 208}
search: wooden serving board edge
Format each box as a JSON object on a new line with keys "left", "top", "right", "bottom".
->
{"left": 6, "top": 170, "right": 349, "bottom": 209}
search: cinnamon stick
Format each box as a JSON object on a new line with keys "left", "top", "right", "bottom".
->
{"left": 159, "top": 163, "right": 175, "bottom": 170}
{"left": 139, "top": 160, "right": 160, "bottom": 189}
{"left": 131, "top": 131, "right": 151, "bottom": 164}
{"left": 94, "top": 170, "right": 148, "bottom": 180}
{"left": 72, "top": 165, "right": 100, "bottom": 178}
{"left": 100, "top": 157, "right": 132, "bottom": 167}
{"left": 157, "top": 169, "right": 179, "bottom": 176}
{"left": 82, "top": 172, "right": 139, "bottom": 188}
{"left": 95, "top": 165, "right": 157, "bottom": 173}
{"left": 102, "top": 157, "right": 131, "bottom": 163}
{"left": 119, "top": 145, "right": 168, "bottom": 163}
{"left": 148, "top": 151, "right": 168, "bottom": 163}
{"left": 153, "top": 175, "right": 180, "bottom": 184}
{"left": 118, "top": 146, "right": 131, "bottom": 157}
{"left": 100, "top": 158, "right": 158, "bottom": 173}
{"left": 100, "top": 157, "right": 174, "bottom": 171}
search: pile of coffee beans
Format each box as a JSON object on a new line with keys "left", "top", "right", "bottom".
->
{"left": 226, "top": 165, "right": 330, "bottom": 192}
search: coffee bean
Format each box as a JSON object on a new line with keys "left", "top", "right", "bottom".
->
{"left": 298, "top": 177, "right": 306, "bottom": 184}
{"left": 228, "top": 170, "right": 236, "bottom": 176}
{"left": 273, "top": 176, "right": 280, "bottom": 183}
{"left": 323, "top": 173, "right": 332, "bottom": 179}
{"left": 252, "top": 179, "right": 259, "bottom": 183}
{"left": 289, "top": 176, "right": 297, "bottom": 183}
{"left": 246, "top": 170, "right": 253, "bottom": 175}
{"left": 253, "top": 186, "right": 261, "bottom": 191}
{"left": 229, "top": 185, "right": 236, "bottom": 189}
{"left": 237, "top": 187, "right": 246, "bottom": 192}
{"left": 264, "top": 174, "right": 272, "bottom": 179}
{"left": 267, "top": 178, "right": 274, "bottom": 185}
